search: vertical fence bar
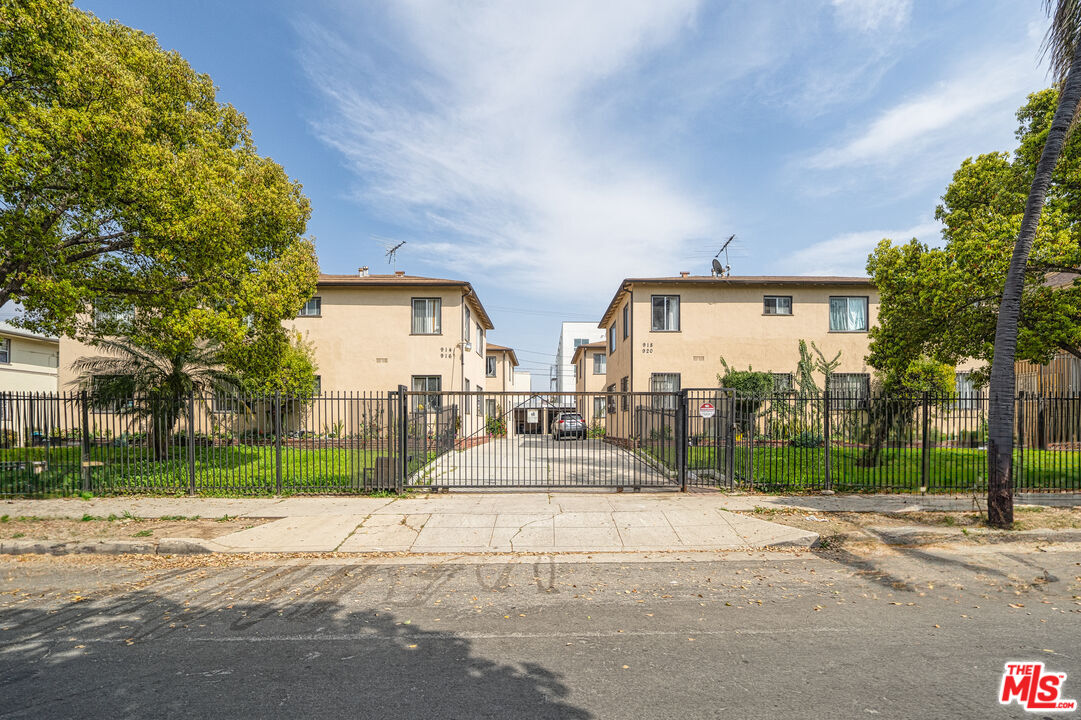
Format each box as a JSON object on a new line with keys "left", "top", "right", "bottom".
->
{"left": 79, "top": 390, "right": 91, "bottom": 494}
{"left": 397, "top": 384, "right": 408, "bottom": 491}
{"left": 822, "top": 386, "right": 832, "bottom": 491}
{"left": 274, "top": 392, "right": 283, "bottom": 495}
{"left": 188, "top": 390, "right": 196, "bottom": 496}
{"left": 1016, "top": 391, "right": 1026, "bottom": 490}
{"left": 677, "top": 390, "right": 688, "bottom": 492}
{"left": 920, "top": 391, "right": 930, "bottom": 493}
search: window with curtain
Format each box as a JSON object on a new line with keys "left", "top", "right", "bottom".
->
{"left": 477, "top": 325, "right": 483, "bottom": 355}
{"left": 622, "top": 305, "right": 630, "bottom": 339}
{"left": 486, "top": 356, "right": 497, "bottom": 377}
{"left": 763, "top": 296, "right": 792, "bottom": 316}
{"left": 464, "top": 308, "right": 471, "bottom": 342}
{"left": 955, "top": 372, "right": 978, "bottom": 410}
{"left": 609, "top": 325, "right": 615, "bottom": 352}
{"left": 464, "top": 379, "right": 471, "bottom": 414}
{"left": 485, "top": 398, "right": 497, "bottom": 418}
{"left": 0, "top": 338, "right": 9, "bottom": 364}
{"left": 593, "top": 353, "right": 606, "bottom": 374}
{"left": 411, "top": 375, "right": 441, "bottom": 411}
{"left": 607, "top": 384, "right": 616, "bottom": 413}
{"left": 650, "top": 373, "right": 680, "bottom": 410}
{"left": 829, "top": 296, "right": 868, "bottom": 332}
{"left": 411, "top": 298, "right": 442, "bottom": 334}
{"left": 593, "top": 396, "right": 606, "bottom": 419}
{"left": 651, "top": 295, "right": 679, "bottom": 331}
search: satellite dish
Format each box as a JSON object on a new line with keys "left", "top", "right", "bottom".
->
{"left": 712, "top": 258, "right": 724, "bottom": 276}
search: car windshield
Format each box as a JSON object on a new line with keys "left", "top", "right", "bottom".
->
{"left": 563, "top": 414, "right": 582, "bottom": 421}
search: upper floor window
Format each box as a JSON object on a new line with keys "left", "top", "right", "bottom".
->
{"left": 477, "top": 323, "right": 483, "bottom": 354}
{"left": 464, "top": 308, "right": 471, "bottom": 342}
{"left": 622, "top": 305, "right": 630, "bottom": 339}
{"left": 486, "top": 356, "right": 497, "bottom": 377}
{"left": 573, "top": 337, "right": 589, "bottom": 348}
{"left": 411, "top": 298, "right": 442, "bottom": 334}
{"left": 92, "top": 305, "right": 135, "bottom": 328}
{"left": 0, "top": 338, "right": 9, "bottom": 364}
{"left": 298, "top": 296, "right": 321, "bottom": 317}
{"left": 651, "top": 295, "right": 680, "bottom": 331}
{"left": 609, "top": 325, "right": 615, "bottom": 353}
{"left": 829, "top": 296, "right": 868, "bottom": 332}
{"left": 593, "top": 353, "right": 606, "bottom": 375}
{"left": 763, "top": 296, "right": 792, "bottom": 316}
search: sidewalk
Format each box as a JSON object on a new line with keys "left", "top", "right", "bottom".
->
{"left": 2, "top": 492, "right": 1076, "bottom": 555}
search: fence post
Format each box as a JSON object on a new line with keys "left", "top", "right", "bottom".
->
{"left": 79, "top": 390, "right": 91, "bottom": 494}
{"left": 1016, "top": 391, "right": 1026, "bottom": 489}
{"left": 1036, "top": 394, "right": 1048, "bottom": 451}
{"left": 822, "top": 386, "right": 832, "bottom": 491}
{"left": 274, "top": 392, "right": 283, "bottom": 495}
{"left": 397, "top": 385, "right": 408, "bottom": 492}
{"left": 920, "top": 391, "right": 930, "bottom": 494}
{"left": 677, "top": 390, "right": 688, "bottom": 492}
{"left": 188, "top": 390, "right": 196, "bottom": 496}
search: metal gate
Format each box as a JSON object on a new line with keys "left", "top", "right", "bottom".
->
{"left": 394, "top": 390, "right": 702, "bottom": 490}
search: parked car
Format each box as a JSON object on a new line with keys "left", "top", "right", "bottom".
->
{"left": 550, "top": 412, "right": 585, "bottom": 440}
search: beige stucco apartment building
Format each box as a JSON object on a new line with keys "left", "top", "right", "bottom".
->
{"left": 572, "top": 340, "right": 607, "bottom": 425}
{"left": 598, "top": 275, "right": 879, "bottom": 423}
{"left": 0, "top": 322, "right": 59, "bottom": 394}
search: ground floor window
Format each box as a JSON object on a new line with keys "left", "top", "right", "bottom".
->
{"left": 411, "top": 375, "right": 442, "bottom": 412}
{"left": 955, "top": 372, "right": 978, "bottom": 410}
{"left": 828, "top": 373, "right": 870, "bottom": 407}
{"left": 593, "top": 396, "right": 606, "bottom": 419}
{"left": 486, "top": 398, "right": 497, "bottom": 418}
{"left": 650, "top": 373, "right": 680, "bottom": 410}
{"left": 772, "top": 373, "right": 793, "bottom": 393}
{"left": 607, "top": 384, "right": 617, "bottom": 414}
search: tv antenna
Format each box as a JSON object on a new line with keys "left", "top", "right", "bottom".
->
{"left": 712, "top": 234, "right": 734, "bottom": 277}
{"left": 384, "top": 240, "right": 406, "bottom": 264}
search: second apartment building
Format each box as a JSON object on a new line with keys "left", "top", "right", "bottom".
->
{"left": 598, "top": 274, "right": 879, "bottom": 402}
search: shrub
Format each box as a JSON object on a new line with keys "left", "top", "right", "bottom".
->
{"left": 789, "top": 431, "right": 824, "bottom": 448}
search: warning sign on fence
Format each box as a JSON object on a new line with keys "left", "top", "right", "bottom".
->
{"left": 699, "top": 402, "right": 715, "bottom": 419}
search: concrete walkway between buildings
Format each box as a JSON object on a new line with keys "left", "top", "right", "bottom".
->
{"left": 2, "top": 491, "right": 1076, "bottom": 555}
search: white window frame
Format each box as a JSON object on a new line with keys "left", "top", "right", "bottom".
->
{"left": 593, "top": 353, "right": 606, "bottom": 375}
{"left": 609, "top": 325, "right": 615, "bottom": 353}
{"left": 464, "top": 308, "right": 471, "bottom": 343}
{"left": 593, "top": 396, "right": 607, "bottom": 419}
{"left": 829, "top": 296, "right": 869, "bottom": 332}
{"left": 486, "top": 356, "right": 497, "bottom": 377}
{"left": 622, "top": 305, "right": 630, "bottom": 339}
{"left": 411, "top": 375, "right": 442, "bottom": 411}
{"left": 0, "top": 338, "right": 9, "bottom": 364}
{"left": 411, "top": 298, "right": 442, "bottom": 335}
{"left": 650, "top": 372, "right": 680, "bottom": 410}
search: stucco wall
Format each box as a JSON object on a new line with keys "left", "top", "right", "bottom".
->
{"left": 0, "top": 333, "right": 59, "bottom": 392}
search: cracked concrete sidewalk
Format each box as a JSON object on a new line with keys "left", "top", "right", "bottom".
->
{"left": 3, "top": 491, "right": 1077, "bottom": 555}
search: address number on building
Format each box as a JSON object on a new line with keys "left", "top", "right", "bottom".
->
{"left": 699, "top": 402, "right": 716, "bottom": 419}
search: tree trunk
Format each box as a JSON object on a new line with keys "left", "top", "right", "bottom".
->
{"left": 987, "top": 50, "right": 1081, "bottom": 527}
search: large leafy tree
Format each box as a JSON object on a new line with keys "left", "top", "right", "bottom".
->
{"left": 868, "top": 85, "right": 1081, "bottom": 525}
{"left": 0, "top": 0, "right": 317, "bottom": 355}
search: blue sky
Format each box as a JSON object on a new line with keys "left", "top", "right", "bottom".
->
{"left": 78, "top": 0, "right": 1051, "bottom": 382}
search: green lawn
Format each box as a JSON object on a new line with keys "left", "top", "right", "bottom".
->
{"left": 0, "top": 445, "right": 386, "bottom": 497}
{"left": 639, "top": 443, "right": 1080, "bottom": 492}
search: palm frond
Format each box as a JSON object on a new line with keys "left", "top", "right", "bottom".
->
{"left": 1043, "top": 0, "right": 1081, "bottom": 84}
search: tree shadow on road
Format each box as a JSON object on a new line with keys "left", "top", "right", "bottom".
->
{"left": 0, "top": 568, "right": 591, "bottom": 719}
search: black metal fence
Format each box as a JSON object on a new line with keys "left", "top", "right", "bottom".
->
{"left": 1, "top": 388, "right": 1078, "bottom": 496}
{"left": 678, "top": 389, "right": 1080, "bottom": 493}
{"left": 0, "top": 391, "right": 404, "bottom": 497}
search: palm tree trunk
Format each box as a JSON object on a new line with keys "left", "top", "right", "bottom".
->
{"left": 987, "top": 48, "right": 1081, "bottom": 528}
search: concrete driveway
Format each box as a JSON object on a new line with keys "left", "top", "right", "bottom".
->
{"left": 412, "top": 435, "right": 675, "bottom": 488}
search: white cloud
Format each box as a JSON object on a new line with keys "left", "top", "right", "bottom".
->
{"left": 781, "top": 219, "right": 941, "bottom": 276}
{"left": 806, "top": 45, "right": 1044, "bottom": 171}
{"left": 830, "top": 0, "right": 912, "bottom": 33}
{"left": 299, "top": 1, "right": 721, "bottom": 301}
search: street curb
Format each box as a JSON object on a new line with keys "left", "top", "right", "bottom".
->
{"left": 0, "top": 537, "right": 215, "bottom": 556}
{"left": 863, "top": 526, "right": 1081, "bottom": 546}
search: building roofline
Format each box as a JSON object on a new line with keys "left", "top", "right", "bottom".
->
{"left": 0, "top": 322, "right": 59, "bottom": 344}
{"left": 485, "top": 343, "right": 519, "bottom": 367}
{"left": 570, "top": 341, "right": 606, "bottom": 364}
{"left": 597, "top": 275, "right": 875, "bottom": 328}
{"left": 315, "top": 273, "right": 494, "bottom": 330}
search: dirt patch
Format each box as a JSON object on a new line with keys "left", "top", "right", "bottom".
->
{"left": 736, "top": 505, "right": 1081, "bottom": 539}
{"left": 0, "top": 515, "right": 267, "bottom": 542}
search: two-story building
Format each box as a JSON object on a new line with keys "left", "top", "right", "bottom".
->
{"left": 572, "top": 341, "right": 607, "bottom": 425}
{"left": 0, "top": 321, "right": 59, "bottom": 394}
{"left": 598, "top": 274, "right": 879, "bottom": 421}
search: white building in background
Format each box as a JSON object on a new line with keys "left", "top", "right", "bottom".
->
{"left": 553, "top": 321, "right": 606, "bottom": 393}
{"left": 0, "top": 320, "right": 59, "bottom": 393}
{"left": 510, "top": 369, "right": 532, "bottom": 393}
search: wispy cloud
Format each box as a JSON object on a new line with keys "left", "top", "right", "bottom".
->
{"left": 830, "top": 0, "right": 912, "bottom": 33}
{"left": 298, "top": 1, "right": 726, "bottom": 301}
{"left": 781, "top": 219, "right": 942, "bottom": 276}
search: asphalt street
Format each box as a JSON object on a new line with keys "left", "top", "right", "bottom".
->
{"left": 1, "top": 545, "right": 1079, "bottom": 719}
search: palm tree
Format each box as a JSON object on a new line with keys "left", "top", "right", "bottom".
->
{"left": 987, "top": 0, "right": 1081, "bottom": 527}
{"left": 71, "top": 338, "right": 238, "bottom": 460}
